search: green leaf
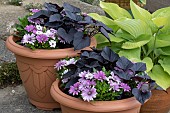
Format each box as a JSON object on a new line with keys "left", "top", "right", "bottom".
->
{"left": 118, "top": 48, "right": 141, "bottom": 60}
{"left": 130, "top": 0, "right": 151, "bottom": 20}
{"left": 122, "top": 34, "right": 152, "bottom": 49}
{"left": 130, "top": 0, "right": 158, "bottom": 33}
{"left": 100, "top": 1, "right": 132, "bottom": 20}
{"left": 152, "top": 16, "right": 170, "bottom": 33}
{"left": 155, "top": 33, "right": 170, "bottom": 48}
{"left": 88, "top": 13, "right": 119, "bottom": 31}
{"left": 148, "top": 65, "right": 170, "bottom": 90}
{"left": 114, "top": 18, "right": 152, "bottom": 38}
{"left": 152, "top": 7, "right": 170, "bottom": 18}
{"left": 115, "top": 29, "right": 135, "bottom": 41}
{"left": 142, "top": 57, "right": 153, "bottom": 72}
{"left": 159, "top": 57, "right": 170, "bottom": 75}
{"left": 155, "top": 46, "right": 170, "bottom": 56}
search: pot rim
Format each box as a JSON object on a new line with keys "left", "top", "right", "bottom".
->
{"left": 6, "top": 36, "right": 96, "bottom": 59}
{"left": 50, "top": 79, "right": 141, "bottom": 112}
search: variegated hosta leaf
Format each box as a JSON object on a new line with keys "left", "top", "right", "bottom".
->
{"left": 122, "top": 34, "right": 152, "bottom": 49}
{"left": 148, "top": 65, "right": 170, "bottom": 90}
{"left": 159, "top": 57, "right": 170, "bottom": 75}
{"left": 100, "top": 1, "right": 132, "bottom": 20}
{"left": 142, "top": 57, "right": 153, "bottom": 72}
{"left": 130, "top": 0, "right": 151, "bottom": 20}
{"left": 154, "top": 46, "right": 170, "bottom": 56}
{"left": 114, "top": 18, "right": 152, "bottom": 38}
{"left": 130, "top": 0, "right": 158, "bottom": 33}
{"left": 155, "top": 33, "right": 170, "bottom": 48}
{"left": 118, "top": 48, "right": 141, "bottom": 60}
{"left": 152, "top": 7, "right": 170, "bottom": 18}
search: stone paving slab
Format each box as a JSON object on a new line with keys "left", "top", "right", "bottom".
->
{"left": 0, "top": 85, "right": 61, "bottom": 113}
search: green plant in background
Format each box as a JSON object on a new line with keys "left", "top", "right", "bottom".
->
{"left": 0, "top": 62, "right": 21, "bottom": 88}
{"left": 89, "top": 0, "right": 170, "bottom": 90}
{"left": 8, "top": 0, "right": 22, "bottom": 6}
{"left": 24, "top": 3, "right": 42, "bottom": 11}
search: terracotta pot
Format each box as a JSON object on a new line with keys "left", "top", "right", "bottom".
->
{"left": 50, "top": 80, "right": 141, "bottom": 113}
{"left": 140, "top": 88, "right": 170, "bottom": 113}
{"left": 6, "top": 36, "right": 96, "bottom": 110}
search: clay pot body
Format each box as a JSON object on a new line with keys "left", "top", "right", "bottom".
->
{"left": 50, "top": 80, "right": 141, "bottom": 113}
{"left": 6, "top": 36, "right": 96, "bottom": 110}
{"left": 140, "top": 88, "right": 170, "bottom": 113}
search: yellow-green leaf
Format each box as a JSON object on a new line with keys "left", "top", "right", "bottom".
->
{"left": 114, "top": 18, "right": 152, "bottom": 38}
{"left": 142, "top": 57, "right": 153, "bottom": 72}
{"left": 148, "top": 65, "right": 170, "bottom": 90}
{"left": 100, "top": 1, "right": 132, "bottom": 20}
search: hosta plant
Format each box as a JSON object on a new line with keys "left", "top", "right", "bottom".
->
{"left": 89, "top": 0, "right": 170, "bottom": 90}
{"left": 14, "top": 2, "right": 112, "bottom": 50}
{"left": 55, "top": 46, "right": 161, "bottom": 104}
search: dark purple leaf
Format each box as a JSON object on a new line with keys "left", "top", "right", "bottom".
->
{"left": 130, "top": 62, "right": 146, "bottom": 72}
{"left": 114, "top": 71, "right": 133, "bottom": 80}
{"left": 116, "top": 57, "right": 134, "bottom": 70}
{"left": 45, "top": 22, "right": 61, "bottom": 28}
{"left": 101, "top": 46, "right": 119, "bottom": 62}
{"left": 65, "top": 77, "right": 79, "bottom": 88}
{"left": 79, "top": 16, "right": 94, "bottom": 24}
{"left": 58, "top": 28, "right": 77, "bottom": 43}
{"left": 73, "top": 31, "right": 90, "bottom": 50}
{"left": 49, "top": 14, "right": 62, "bottom": 22}
{"left": 76, "top": 59, "right": 86, "bottom": 68}
{"left": 63, "top": 3, "right": 81, "bottom": 13}
{"left": 81, "top": 51, "right": 90, "bottom": 58}
{"left": 89, "top": 52, "right": 104, "bottom": 63}
{"left": 100, "top": 27, "right": 111, "bottom": 42}
{"left": 97, "top": 21, "right": 113, "bottom": 32}
{"left": 85, "top": 61, "right": 101, "bottom": 68}
{"left": 65, "top": 11, "right": 83, "bottom": 21}
{"left": 132, "top": 88, "right": 151, "bottom": 104}
{"left": 30, "top": 10, "right": 51, "bottom": 19}
{"left": 44, "top": 2, "right": 59, "bottom": 12}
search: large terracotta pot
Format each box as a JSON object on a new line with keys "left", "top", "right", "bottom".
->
{"left": 50, "top": 80, "right": 141, "bottom": 113}
{"left": 6, "top": 36, "right": 96, "bottom": 110}
{"left": 140, "top": 88, "right": 170, "bottom": 113}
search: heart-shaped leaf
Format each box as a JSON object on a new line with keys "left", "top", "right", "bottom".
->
{"left": 100, "top": 1, "right": 132, "bottom": 19}
{"left": 49, "top": 14, "right": 61, "bottom": 22}
{"left": 116, "top": 56, "right": 134, "bottom": 70}
{"left": 148, "top": 65, "right": 170, "bottom": 90}
{"left": 65, "top": 11, "right": 83, "bottom": 21}
{"left": 30, "top": 10, "right": 52, "bottom": 19}
{"left": 114, "top": 18, "right": 152, "bottom": 38}
{"left": 122, "top": 34, "right": 152, "bottom": 49}
{"left": 73, "top": 31, "right": 90, "bottom": 50}
{"left": 159, "top": 57, "right": 170, "bottom": 75}
{"left": 101, "top": 46, "right": 119, "bottom": 62}
{"left": 58, "top": 28, "right": 77, "bottom": 43}
{"left": 130, "top": 62, "right": 146, "bottom": 72}
{"left": 132, "top": 88, "right": 151, "bottom": 104}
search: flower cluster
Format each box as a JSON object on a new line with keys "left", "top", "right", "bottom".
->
{"left": 55, "top": 47, "right": 160, "bottom": 104}
{"left": 14, "top": 2, "right": 112, "bottom": 50}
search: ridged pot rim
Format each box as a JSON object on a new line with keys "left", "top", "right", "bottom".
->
{"left": 50, "top": 80, "right": 141, "bottom": 112}
{"left": 6, "top": 36, "right": 96, "bottom": 59}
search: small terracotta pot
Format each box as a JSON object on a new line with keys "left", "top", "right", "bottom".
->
{"left": 140, "top": 88, "right": 170, "bottom": 113}
{"left": 50, "top": 80, "right": 142, "bottom": 113}
{"left": 6, "top": 36, "right": 96, "bottom": 110}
